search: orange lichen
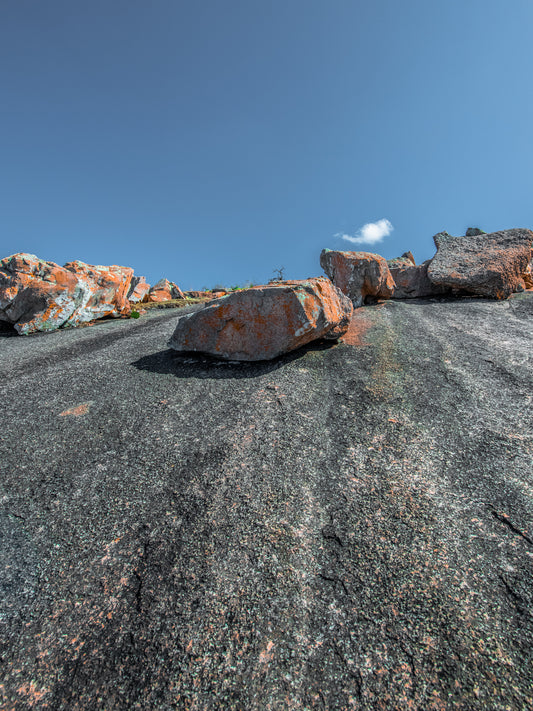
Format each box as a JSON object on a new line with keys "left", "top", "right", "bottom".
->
{"left": 341, "top": 310, "right": 373, "bottom": 346}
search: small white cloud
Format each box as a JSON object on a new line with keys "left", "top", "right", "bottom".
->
{"left": 335, "top": 218, "right": 394, "bottom": 245}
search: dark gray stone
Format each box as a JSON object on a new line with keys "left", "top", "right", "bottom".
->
{"left": 427, "top": 228, "right": 533, "bottom": 298}
{"left": 1, "top": 295, "right": 532, "bottom": 709}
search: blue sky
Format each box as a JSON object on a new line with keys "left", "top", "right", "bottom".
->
{"left": 2, "top": 0, "right": 532, "bottom": 290}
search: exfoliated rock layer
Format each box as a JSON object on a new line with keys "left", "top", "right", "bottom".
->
{"left": 427, "top": 228, "right": 533, "bottom": 298}
{"left": 169, "top": 277, "right": 353, "bottom": 360}
{"left": 0, "top": 253, "right": 132, "bottom": 334}
{"left": 320, "top": 249, "right": 395, "bottom": 307}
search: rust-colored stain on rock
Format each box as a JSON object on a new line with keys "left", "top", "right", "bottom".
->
{"left": 341, "top": 309, "right": 373, "bottom": 346}
{"left": 59, "top": 403, "right": 91, "bottom": 417}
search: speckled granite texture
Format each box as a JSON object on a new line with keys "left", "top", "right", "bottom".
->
{"left": 1, "top": 295, "right": 532, "bottom": 710}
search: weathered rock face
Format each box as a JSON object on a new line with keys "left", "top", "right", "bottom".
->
{"left": 169, "top": 277, "right": 353, "bottom": 361}
{"left": 0, "top": 253, "right": 133, "bottom": 334}
{"left": 320, "top": 249, "right": 395, "bottom": 307}
{"left": 390, "top": 260, "right": 450, "bottom": 299}
{"left": 388, "top": 251, "right": 416, "bottom": 269}
{"left": 183, "top": 290, "right": 212, "bottom": 299}
{"left": 63, "top": 261, "right": 133, "bottom": 324}
{"left": 427, "top": 229, "right": 533, "bottom": 299}
{"left": 0, "top": 254, "right": 82, "bottom": 334}
{"left": 523, "top": 261, "right": 533, "bottom": 289}
{"left": 128, "top": 276, "right": 151, "bottom": 303}
{"left": 148, "top": 279, "right": 184, "bottom": 302}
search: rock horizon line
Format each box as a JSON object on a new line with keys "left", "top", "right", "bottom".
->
{"left": 0, "top": 226, "right": 532, "bottom": 361}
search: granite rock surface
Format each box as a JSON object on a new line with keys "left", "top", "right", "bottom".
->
{"left": 1, "top": 294, "right": 532, "bottom": 709}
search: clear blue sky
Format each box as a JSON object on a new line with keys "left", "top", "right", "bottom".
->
{"left": 2, "top": 0, "right": 532, "bottom": 289}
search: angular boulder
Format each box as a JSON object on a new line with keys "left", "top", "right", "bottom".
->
{"left": 0, "top": 253, "right": 133, "bottom": 334}
{"left": 0, "top": 254, "right": 83, "bottom": 334}
{"left": 427, "top": 229, "right": 533, "bottom": 299}
{"left": 390, "top": 260, "right": 450, "bottom": 299}
{"left": 128, "top": 276, "right": 151, "bottom": 303}
{"left": 320, "top": 249, "right": 395, "bottom": 307}
{"left": 63, "top": 261, "right": 133, "bottom": 324}
{"left": 148, "top": 279, "right": 184, "bottom": 302}
{"left": 169, "top": 277, "right": 353, "bottom": 361}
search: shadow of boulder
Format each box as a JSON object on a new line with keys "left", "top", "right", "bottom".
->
{"left": 131, "top": 339, "right": 337, "bottom": 380}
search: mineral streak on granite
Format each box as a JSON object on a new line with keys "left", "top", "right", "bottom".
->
{"left": 0, "top": 297, "right": 532, "bottom": 709}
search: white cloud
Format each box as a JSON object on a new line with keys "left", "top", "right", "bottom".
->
{"left": 335, "top": 218, "right": 394, "bottom": 245}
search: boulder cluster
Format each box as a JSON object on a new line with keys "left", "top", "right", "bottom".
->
{"left": 1, "top": 227, "right": 531, "bottom": 361}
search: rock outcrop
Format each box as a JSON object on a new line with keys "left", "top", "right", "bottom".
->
{"left": 320, "top": 249, "right": 395, "bottom": 307}
{"left": 0, "top": 253, "right": 132, "bottom": 334}
{"left": 390, "top": 260, "right": 450, "bottom": 299}
{"left": 63, "top": 261, "right": 133, "bottom": 324}
{"left": 128, "top": 276, "right": 151, "bottom": 303}
{"left": 427, "top": 228, "right": 533, "bottom": 298}
{"left": 147, "top": 279, "right": 184, "bottom": 302}
{"left": 169, "top": 277, "right": 353, "bottom": 361}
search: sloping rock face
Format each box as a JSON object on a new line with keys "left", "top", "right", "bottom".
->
{"left": 0, "top": 254, "right": 133, "bottom": 334}
{"left": 63, "top": 261, "right": 133, "bottom": 324}
{"left": 169, "top": 277, "right": 353, "bottom": 360}
{"left": 427, "top": 228, "right": 533, "bottom": 298}
{"left": 148, "top": 279, "right": 184, "bottom": 302}
{"left": 128, "top": 276, "right": 151, "bottom": 303}
{"left": 321, "top": 249, "right": 395, "bottom": 307}
{"left": 391, "top": 260, "right": 450, "bottom": 299}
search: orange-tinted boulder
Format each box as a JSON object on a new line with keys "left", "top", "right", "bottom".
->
{"left": 147, "top": 279, "right": 184, "bottom": 302}
{"left": 0, "top": 253, "right": 133, "bottom": 334}
{"left": 320, "top": 249, "right": 395, "bottom": 307}
{"left": 63, "top": 261, "right": 133, "bottom": 324}
{"left": 168, "top": 277, "right": 353, "bottom": 361}
{"left": 427, "top": 229, "right": 533, "bottom": 298}
{"left": 0, "top": 254, "right": 82, "bottom": 334}
{"left": 128, "top": 276, "right": 151, "bottom": 302}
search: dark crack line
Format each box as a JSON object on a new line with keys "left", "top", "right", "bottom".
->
{"left": 318, "top": 572, "right": 350, "bottom": 598}
{"left": 488, "top": 506, "right": 533, "bottom": 545}
{"left": 331, "top": 638, "right": 363, "bottom": 697}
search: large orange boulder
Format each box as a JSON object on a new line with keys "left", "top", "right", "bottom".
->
{"left": 0, "top": 253, "right": 133, "bottom": 334}
{"left": 147, "top": 279, "right": 184, "bottom": 302}
{"left": 427, "top": 229, "right": 533, "bottom": 298}
{"left": 320, "top": 249, "right": 395, "bottom": 307}
{"left": 0, "top": 254, "right": 81, "bottom": 334}
{"left": 63, "top": 261, "right": 133, "bottom": 324}
{"left": 168, "top": 277, "right": 353, "bottom": 361}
